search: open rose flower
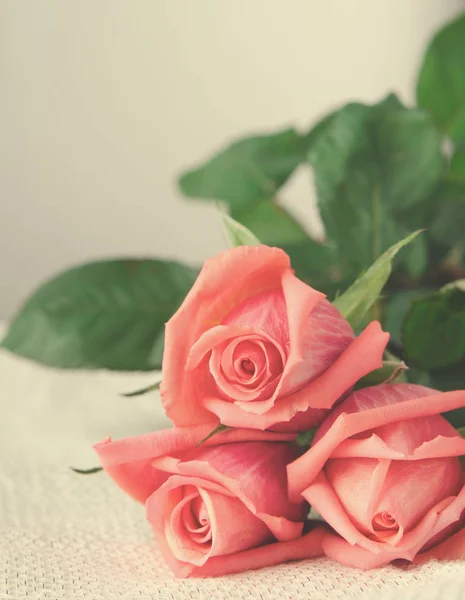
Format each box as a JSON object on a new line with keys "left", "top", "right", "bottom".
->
{"left": 161, "top": 245, "right": 389, "bottom": 432}
{"left": 287, "top": 383, "right": 465, "bottom": 569}
{"left": 95, "top": 423, "right": 324, "bottom": 577}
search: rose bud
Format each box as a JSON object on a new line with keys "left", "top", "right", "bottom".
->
{"left": 95, "top": 424, "right": 323, "bottom": 577}
{"left": 161, "top": 245, "right": 389, "bottom": 432}
{"left": 287, "top": 383, "right": 465, "bottom": 569}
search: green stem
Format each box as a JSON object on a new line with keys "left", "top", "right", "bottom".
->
{"left": 195, "top": 424, "right": 229, "bottom": 447}
{"left": 120, "top": 381, "right": 161, "bottom": 397}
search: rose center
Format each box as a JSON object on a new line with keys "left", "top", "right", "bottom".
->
{"left": 372, "top": 511, "right": 398, "bottom": 531}
{"left": 177, "top": 490, "right": 213, "bottom": 548}
{"left": 240, "top": 358, "right": 255, "bottom": 375}
{"left": 186, "top": 494, "right": 210, "bottom": 533}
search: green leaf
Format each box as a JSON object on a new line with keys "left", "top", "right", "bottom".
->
{"left": 354, "top": 358, "right": 408, "bottom": 390}
{"left": 431, "top": 198, "right": 465, "bottom": 253}
{"left": 121, "top": 381, "right": 161, "bottom": 397}
{"left": 333, "top": 231, "right": 422, "bottom": 328}
{"left": 403, "top": 279, "right": 465, "bottom": 370}
{"left": 368, "top": 97, "right": 442, "bottom": 213}
{"left": 431, "top": 150, "right": 465, "bottom": 254}
{"left": 406, "top": 366, "right": 465, "bottom": 424}
{"left": 1, "top": 259, "right": 198, "bottom": 371}
{"left": 430, "top": 362, "right": 465, "bottom": 392}
{"left": 406, "top": 367, "right": 434, "bottom": 388}
{"left": 383, "top": 289, "right": 433, "bottom": 346}
{"left": 280, "top": 241, "right": 346, "bottom": 297}
{"left": 195, "top": 424, "right": 229, "bottom": 447}
{"left": 179, "top": 129, "right": 304, "bottom": 208}
{"left": 221, "top": 211, "right": 261, "bottom": 247}
{"left": 405, "top": 233, "right": 428, "bottom": 279}
{"left": 309, "top": 95, "right": 442, "bottom": 275}
{"left": 302, "top": 111, "right": 336, "bottom": 150}
{"left": 230, "top": 201, "right": 307, "bottom": 246}
{"left": 417, "top": 14, "right": 465, "bottom": 143}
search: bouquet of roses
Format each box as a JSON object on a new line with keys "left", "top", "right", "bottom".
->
{"left": 4, "top": 13, "right": 465, "bottom": 579}
{"left": 93, "top": 222, "right": 465, "bottom": 578}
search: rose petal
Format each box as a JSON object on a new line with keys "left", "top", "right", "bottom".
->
{"left": 276, "top": 271, "right": 327, "bottom": 396}
{"left": 321, "top": 488, "right": 465, "bottom": 569}
{"left": 314, "top": 481, "right": 459, "bottom": 565}
{"left": 330, "top": 434, "right": 407, "bottom": 460}
{"left": 152, "top": 441, "right": 306, "bottom": 540}
{"left": 321, "top": 532, "right": 401, "bottom": 570}
{"left": 331, "top": 413, "right": 465, "bottom": 460}
{"left": 183, "top": 493, "right": 211, "bottom": 542}
{"left": 373, "top": 457, "right": 462, "bottom": 534}
{"left": 289, "top": 383, "right": 465, "bottom": 569}
{"left": 205, "top": 488, "right": 272, "bottom": 557}
{"left": 325, "top": 458, "right": 391, "bottom": 537}
{"left": 94, "top": 424, "right": 297, "bottom": 503}
{"left": 279, "top": 272, "right": 354, "bottom": 396}
{"left": 223, "top": 340, "right": 271, "bottom": 385}
{"left": 187, "top": 326, "right": 284, "bottom": 403}
{"left": 371, "top": 415, "right": 461, "bottom": 456}
{"left": 161, "top": 245, "right": 291, "bottom": 426}
{"left": 148, "top": 475, "right": 272, "bottom": 568}
{"left": 412, "top": 486, "right": 465, "bottom": 552}
{"left": 189, "top": 274, "right": 357, "bottom": 424}
{"left": 164, "top": 486, "right": 211, "bottom": 565}
{"left": 210, "top": 336, "right": 283, "bottom": 402}
{"left": 413, "top": 435, "right": 465, "bottom": 460}
{"left": 223, "top": 288, "right": 290, "bottom": 349}
{"left": 187, "top": 326, "right": 254, "bottom": 372}
{"left": 270, "top": 407, "right": 331, "bottom": 433}
{"left": 302, "top": 471, "right": 382, "bottom": 552}
{"left": 312, "top": 383, "right": 437, "bottom": 445}
{"left": 288, "top": 386, "right": 465, "bottom": 502}
{"left": 205, "top": 321, "right": 388, "bottom": 431}
{"left": 283, "top": 321, "right": 389, "bottom": 412}
{"left": 170, "top": 526, "right": 326, "bottom": 578}
{"left": 231, "top": 339, "right": 282, "bottom": 383}
{"left": 415, "top": 525, "right": 465, "bottom": 562}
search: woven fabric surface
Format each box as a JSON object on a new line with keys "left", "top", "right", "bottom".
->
{"left": 1, "top": 329, "right": 465, "bottom": 600}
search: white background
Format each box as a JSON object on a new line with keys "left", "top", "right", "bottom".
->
{"left": 1, "top": 0, "right": 464, "bottom": 319}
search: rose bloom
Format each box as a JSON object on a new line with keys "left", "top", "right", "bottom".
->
{"left": 287, "top": 383, "right": 465, "bottom": 569}
{"left": 161, "top": 245, "right": 389, "bottom": 432}
{"left": 95, "top": 424, "right": 324, "bottom": 577}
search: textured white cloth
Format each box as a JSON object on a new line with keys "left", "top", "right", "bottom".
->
{"left": 2, "top": 327, "right": 465, "bottom": 599}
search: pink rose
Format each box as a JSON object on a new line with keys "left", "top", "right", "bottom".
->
{"left": 161, "top": 245, "right": 389, "bottom": 432}
{"left": 287, "top": 383, "right": 465, "bottom": 569}
{"left": 94, "top": 424, "right": 324, "bottom": 577}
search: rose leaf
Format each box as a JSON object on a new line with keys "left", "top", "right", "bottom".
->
{"left": 308, "top": 94, "right": 442, "bottom": 276}
{"left": 178, "top": 128, "right": 305, "bottom": 208}
{"left": 333, "top": 230, "right": 422, "bottom": 329}
{"left": 417, "top": 13, "right": 465, "bottom": 144}
{"left": 1, "top": 259, "right": 198, "bottom": 370}
{"left": 403, "top": 279, "right": 465, "bottom": 370}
